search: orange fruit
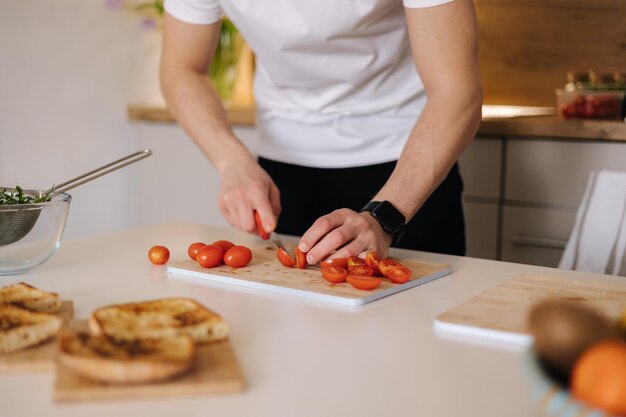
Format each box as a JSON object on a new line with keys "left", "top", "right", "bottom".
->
{"left": 571, "top": 340, "right": 626, "bottom": 415}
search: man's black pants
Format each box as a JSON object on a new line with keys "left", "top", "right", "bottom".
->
{"left": 258, "top": 158, "right": 466, "bottom": 256}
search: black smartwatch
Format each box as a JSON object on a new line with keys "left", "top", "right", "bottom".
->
{"left": 360, "top": 200, "right": 406, "bottom": 245}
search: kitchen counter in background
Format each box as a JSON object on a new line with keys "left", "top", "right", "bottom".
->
{"left": 127, "top": 104, "right": 626, "bottom": 141}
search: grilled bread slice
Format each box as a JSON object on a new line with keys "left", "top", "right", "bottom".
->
{"left": 0, "top": 282, "right": 61, "bottom": 313}
{"left": 0, "top": 305, "right": 62, "bottom": 354}
{"left": 58, "top": 328, "right": 195, "bottom": 384}
{"left": 89, "top": 298, "right": 229, "bottom": 344}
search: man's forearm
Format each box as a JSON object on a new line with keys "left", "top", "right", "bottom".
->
{"left": 160, "top": 67, "right": 256, "bottom": 175}
{"left": 373, "top": 87, "right": 482, "bottom": 221}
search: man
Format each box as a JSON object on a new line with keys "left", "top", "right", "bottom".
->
{"left": 160, "top": 0, "right": 482, "bottom": 264}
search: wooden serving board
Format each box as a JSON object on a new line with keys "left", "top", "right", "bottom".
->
{"left": 0, "top": 300, "right": 74, "bottom": 373}
{"left": 168, "top": 245, "right": 452, "bottom": 306}
{"left": 434, "top": 274, "right": 626, "bottom": 345}
{"left": 53, "top": 320, "right": 245, "bottom": 402}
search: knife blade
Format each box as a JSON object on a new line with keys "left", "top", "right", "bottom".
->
{"left": 269, "top": 231, "right": 288, "bottom": 252}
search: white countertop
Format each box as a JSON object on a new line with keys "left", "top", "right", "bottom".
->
{"left": 1, "top": 222, "right": 614, "bottom": 417}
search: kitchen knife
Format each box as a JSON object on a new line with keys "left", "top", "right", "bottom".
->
{"left": 254, "top": 210, "right": 287, "bottom": 251}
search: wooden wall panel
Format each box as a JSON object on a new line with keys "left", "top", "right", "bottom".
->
{"left": 476, "top": 0, "right": 626, "bottom": 106}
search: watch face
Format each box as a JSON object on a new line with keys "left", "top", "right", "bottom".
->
{"left": 372, "top": 201, "right": 405, "bottom": 233}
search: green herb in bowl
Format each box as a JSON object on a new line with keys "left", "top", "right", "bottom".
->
{"left": 0, "top": 186, "right": 53, "bottom": 205}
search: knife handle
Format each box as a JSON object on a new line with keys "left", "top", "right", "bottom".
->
{"left": 254, "top": 210, "right": 270, "bottom": 240}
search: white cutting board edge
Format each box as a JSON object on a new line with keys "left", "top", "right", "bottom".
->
{"left": 433, "top": 318, "right": 532, "bottom": 347}
{"left": 167, "top": 266, "right": 453, "bottom": 306}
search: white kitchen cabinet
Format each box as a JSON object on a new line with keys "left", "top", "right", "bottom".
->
{"left": 461, "top": 136, "right": 626, "bottom": 268}
{"left": 506, "top": 139, "right": 626, "bottom": 208}
{"left": 458, "top": 136, "right": 502, "bottom": 259}
{"left": 458, "top": 136, "right": 502, "bottom": 200}
{"left": 463, "top": 201, "right": 499, "bottom": 260}
{"left": 500, "top": 205, "right": 577, "bottom": 267}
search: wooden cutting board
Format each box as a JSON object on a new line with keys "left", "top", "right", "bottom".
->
{"left": 0, "top": 300, "right": 73, "bottom": 373}
{"left": 53, "top": 320, "right": 245, "bottom": 402}
{"left": 434, "top": 274, "right": 626, "bottom": 345}
{"left": 168, "top": 245, "right": 452, "bottom": 306}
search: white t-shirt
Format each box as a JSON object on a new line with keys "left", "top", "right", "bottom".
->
{"left": 164, "top": 0, "right": 454, "bottom": 168}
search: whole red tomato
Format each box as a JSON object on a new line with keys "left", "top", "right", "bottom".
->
{"left": 224, "top": 245, "right": 253, "bottom": 268}
{"left": 187, "top": 242, "right": 206, "bottom": 261}
{"left": 196, "top": 245, "right": 224, "bottom": 268}
{"left": 212, "top": 240, "right": 235, "bottom": 252}
{"left": 148, "top": 245, "right": 170, "bottom": 265}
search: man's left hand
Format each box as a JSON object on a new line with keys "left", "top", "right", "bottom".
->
{"left": 297, "top": 209, "right": 392, "bottom": 265}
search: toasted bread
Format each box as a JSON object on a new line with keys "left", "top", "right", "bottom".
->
{"left": 0, "top": 305, "right": 62, "bottom": 354}
{"left": 0, "top": 282, "right": 61, "bottom": 313}
{"left": 89, "top": 298, "right": 229, "bottom": 344}
{"left": 58, "top": 328, "right": 195, "bottom": 384}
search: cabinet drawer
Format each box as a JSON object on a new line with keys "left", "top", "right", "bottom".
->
{"left": 501, "top": 205, "right": 576, "bottom": 267}
{"left": 464, "top": 201, "right": 498, "bottom": 260}
{"left": 458, "top": 137, "right": 502, "bottom": 200}
{"left": 506, "top": 139, "right": 626, "bottom": 207}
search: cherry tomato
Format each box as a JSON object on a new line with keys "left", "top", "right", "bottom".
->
{"left": 187, "top": 242, "right": 206, "bottom": 261}
{"left": 254, "top": 211, "right": 269, "bottom": 240}
{"left": 295, "top": 246, "right": 307, "bottom": 269}
{"left": 386, "top": 265, "right": 412, "bottom": 284}
{"left": 196, "top": 245, "right": 224, "bottom": 268}
{"left": 212, "top": 240, "right": 235, "bottom": 252}
{"left": 346, "top": 256, "right": 365, "bottom": 268}
{"left": 348, "top": 264, "right": 374, "bottom": 277}
{"left": 277, "top": 247, "right": 295, "bottom": 267}
{"left": 224, "top": 245, "right": 253, "bottom": 268}
{"left": 365, "top": 252, "right": 382, "bottom": 276}
{"left": 347, "top": 275, "right": 382, "bottom": 291}
{"left": 148, "top": 245, "right": 170, "bottom": 265}
{"left": 321, "top": 266, "right": 348, "bottom": 284}
{"left": 379, "top": 259, "right": 402, "bottom": 277}
{"left": 320, "top": 257, "right": 348, "bottom": 268}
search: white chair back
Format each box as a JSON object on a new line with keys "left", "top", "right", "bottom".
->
{"left": 559, "top": 169, "right": 626, "bottom": 275}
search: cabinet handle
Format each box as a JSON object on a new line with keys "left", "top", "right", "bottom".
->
{"left": 510, "top": 234, "right": 567, "bottom": 249}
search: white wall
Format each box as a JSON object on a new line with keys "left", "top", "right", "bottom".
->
{"left": 136, "top": 124, "right": 259, "bottom": 230}
{"left": 0, "top": 0, "right": 172, "bottom": 239}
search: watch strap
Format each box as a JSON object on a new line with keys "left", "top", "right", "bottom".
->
{"left": 360, "top": 200, "right": 407, "bottom": 245}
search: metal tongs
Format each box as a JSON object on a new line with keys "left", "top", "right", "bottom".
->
{"left": 0, "top": 150, "right": 153, "bottom": 246}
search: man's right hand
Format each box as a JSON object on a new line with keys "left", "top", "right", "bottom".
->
{"left": 217, "top": 156, "right": 281, "bottom": 236}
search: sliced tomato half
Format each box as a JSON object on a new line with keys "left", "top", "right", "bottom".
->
{"left": 379, "top": 259, "right": 402, "bottom": 277}
{"left": 277, "top": 247, "right": 296, "bottom": 267}
{"left": 348, "top": 264, "right": 374, "bottom": 277}
{"left": 347, "top": 275, "right": 382, "bottom": 291}
{"left": 320, "top": 257, "right": 348, "bottom": 269}
{"left": 346, "top": 256, "right": 366, "bottom": 269}
{"left": 386, "top": 265, "right": 412, "bottom": 284}
{"left": 321, "top": 266, "right": 348, "bottom": 284}
{"left": 365, "top": 252, "right": 382, "bottom": 276}
{"left": 295, "top": 246, "right": 307, "bottom": 269}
